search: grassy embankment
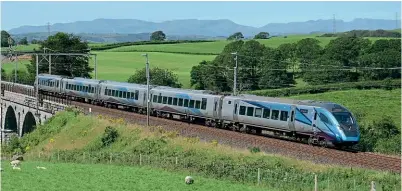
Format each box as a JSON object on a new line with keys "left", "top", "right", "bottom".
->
{"left": 3, "top": 106, "right": 400, "bottom": 191}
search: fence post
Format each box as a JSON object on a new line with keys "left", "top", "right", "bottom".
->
{"left": 140, "top": 154, "right": 142, "bottom": 165}
{"left": 370, "top": 181, "right": 376, "bottom": 191}
{"left": 314, "top": 174, "right": 318, "bottom": 191}
{"left": 175, "top": 157, "right": 178, "bottom": 165}
{"left": 257, "top": 168, "right": 261, "bottom": 185}
{"left": 83, "top": 152, "right": 85, "bottom": 161}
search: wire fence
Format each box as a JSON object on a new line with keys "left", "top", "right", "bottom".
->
{"left": 16, "top": 151, "right": 399, "bottom": 191}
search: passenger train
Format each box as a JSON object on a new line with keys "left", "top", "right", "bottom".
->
{"left": 35, "top": 74, "right": 360, "bottom": 148}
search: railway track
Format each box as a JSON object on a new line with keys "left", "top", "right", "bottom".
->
{"left": 71, "top": 101, "right": 401, "bottom": 173}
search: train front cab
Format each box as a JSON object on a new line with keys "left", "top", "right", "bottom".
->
{"left": 314, "top": 107, "right": 360, "bottom": 147}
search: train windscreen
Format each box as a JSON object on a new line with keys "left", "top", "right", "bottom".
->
{"left": 333, "top": 112, "right": 354, "bottom": 126}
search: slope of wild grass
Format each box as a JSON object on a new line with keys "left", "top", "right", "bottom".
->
{"left": 6, "top": 110, "right": 399, "bottom": 191}
{"left": 1, "top": 160, "right": 266, "bottom": 191}
{"left": 288, "top": 89, "right": 401, "bottom": 128}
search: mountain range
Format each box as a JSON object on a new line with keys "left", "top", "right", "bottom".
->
{"left": 7, "top": 18, "right": 400, "bottom": 42}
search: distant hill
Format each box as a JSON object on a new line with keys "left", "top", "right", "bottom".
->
{"left": 7, "top": 18, "right": 400, "bottom": 43}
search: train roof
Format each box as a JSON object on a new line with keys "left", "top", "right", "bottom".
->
{"left": 101, "top": 80, "right": 150, "bottom": 88}
{"left": 38, "top": 74, "right": 64, "bottom": 79}
{"left": 151, "top": 86, "right": 217, "bottom": 95}
{"left": 234, "top": 94, "right": 348, "bottom": 112}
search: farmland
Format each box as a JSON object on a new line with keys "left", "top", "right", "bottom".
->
{"left": 1, "top": 160, "right": 266, "bottom": 191}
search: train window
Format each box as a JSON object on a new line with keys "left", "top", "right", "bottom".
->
{"left": 228, "top": 101, "right": 232, "bottom": 104}
{"left": 153, "top": 95, "right": 157, "bottom": 102}
{"left": 319, "top": 113, "right": 332, "bottom": 125}
{"left": 246, "top": 107, "right": 254, "bottom": 117}
{"left": 184, "top": 99, "right": 189, "bottom": 107}
{"left": 173, "top": 98, "right": 178, "bottom": 105}
{"left": 130, "top": 92, "right": 135, "bottom": 99}
{"left": 280, "top": 111, "right": 288, "bottom": 121}
{"left": 163, "top": 96, "right": 167, "bottom": 104}
{"left": 112, "top": 90, "right": 116, "bottom": 97}
{"left": 189, "top": 100, "right": 195, "bottom": 108}
{"left": 271, "top": 110, "right": 279, "bottom": 120}
{"left": 105, "top": 89, "right": 108, "bottom": 95}
{"left": 108, "top": 89, "right": 112, "bottom": 96}
{"left": 86, "top": 86, "right": 89, "bottom": 92}
{"left": 314, "top": 112, "right": 317, "bottom": 120}
{"left": 201, "top": 98, "right": 207, "bottom": 110}
{"left": 263, "top": 109, "right": 270, "bottom": 118}
{"left": 135, "top": 90, "right": 139, "bottom": 100}
{"left": 158, "top": 95, "right": 162, "bottom": 103}
{"left": 92, "top": 87, "right": 95, "bottom": 93}
{"left": 123, "top": 91, "right": 127, "bottom": 98}
{"left": 239, "top": 106, "right": 246, "bottom": 115}
{"left": 234, "top": 104, "right": 238, "bottom": 114}
{"left": 118, "top": 91, "right": 122, "bottom": 98}
{"left": 255, "top": 108, "right": 262, "bottom": 118}
{"left": 195, "top": 100, "right": 201, "bottom": 109}
{"left": 168, "top": 97, "right": 173, "bottom": 105}
{"left": 178, "top": 98, "right": 183, "bottom": 106}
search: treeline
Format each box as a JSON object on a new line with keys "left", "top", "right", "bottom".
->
{"left": 190, "top": 37, "right": 401, "bottom": 92}
{"left": 320, "top": 29, "right": 401, "bottom": 38}
{"left": 91, "top": 40, "right": 216, "bottom": 51}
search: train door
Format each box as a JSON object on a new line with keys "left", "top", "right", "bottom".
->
{"left": 312, "top": 108, "right": 318, "bottom": 134}
{"left": 213, "top": 97, "right": 219, "bottom": 119}
{"left": 233, "top": 99, "right": 239, "bottom": 122}
{"left": 288, "top": 105, "right": 296, "bottom": 132}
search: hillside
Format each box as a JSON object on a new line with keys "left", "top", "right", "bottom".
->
{"left": 5, "top": 110, "right": 400, "bottom": 191}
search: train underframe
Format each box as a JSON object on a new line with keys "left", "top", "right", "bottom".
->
{"left": 38, "top": 89, "right": 357, "bottom": 151}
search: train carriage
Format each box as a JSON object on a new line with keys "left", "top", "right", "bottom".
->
{"left": 37, "top": 74, "right": 64, "bottom": 94}
{"left": 149, "top": 86, "right": 222, "bottom": 123}
{"left": 61, "top": 77, "right": 100, "bottom": 102}
{"left": 221, "top": 95, "right": 296, "bottom": 133}
{"left": 98, "top": 81, "right": 148, "bottom": 109}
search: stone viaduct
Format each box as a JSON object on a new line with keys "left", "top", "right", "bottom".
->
{"left": 0, "top": 82, "right": 69, "bottom": 143}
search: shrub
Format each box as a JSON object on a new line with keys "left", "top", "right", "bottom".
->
{"left": 358, "top": 117, "right": 401, "bottom": 154}
{"left": 249, "top": 147, "right": 261, "bottom": 153}
{"left": 101, "top": 126, "right": 119, "bottom": 147}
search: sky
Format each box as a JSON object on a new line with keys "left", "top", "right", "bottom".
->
{"left": 1, "top": 1, "right": 401, "bottom": 30}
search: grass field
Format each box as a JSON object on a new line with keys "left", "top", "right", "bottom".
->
{"left": 289, "top": 89, "right": 401, "bottom": 128}
{"left": 91, "top": 51, "right": 215, "bottom": 88}
{"left": 1, "top": 161, "right": 267, "bottom": 191}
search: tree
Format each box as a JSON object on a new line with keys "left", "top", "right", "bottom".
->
{"left": 127, "top": 67, "right": 182, "bottom": 88}
{"left": 258, "top": 47, "right": 294, "bottom": 89}
{"left": 1, "top": 30, "right": 13, "bottom": 47}
{"left": 254, "top": 32, "right": 270, "bottom": 39}
{"left": 1, "top": 68, "right": 7, "bottom": 80}
{"left": 358, "top": 49, "right": 401, "bottom": 80}
{"left": 295, "top": 38, "right": 322, "bottom": 63}
{"left": 227, "top": 32, "right": 244, "bottom": 40}
{"left": 324, "top": 36, "right": 371, "bottom": 67}
{"left": 19, "top": 37, "right": 28, "bottom": 45}
{"left": 26, "top": 32, "right": 93, "bottom": 85}
{"left": 150, "top": 31, "right": 166, "bottom": 41}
